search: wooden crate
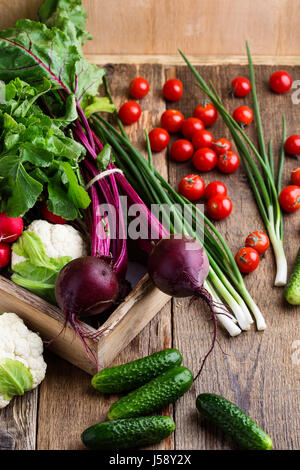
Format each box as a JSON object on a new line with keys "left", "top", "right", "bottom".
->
{"left": 0, "top": 274, "right": 170, "bottom": 375}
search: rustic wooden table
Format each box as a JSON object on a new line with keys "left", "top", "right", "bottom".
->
{"left": 1, "top": 62, "right": 300, "bottom": 450}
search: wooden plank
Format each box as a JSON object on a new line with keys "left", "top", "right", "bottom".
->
{"left": 0, "top": 390, "right": 38, "bottom": 450}
{"left": 167, "top": 63, "right": 300, "bottom": 450}
{"left": 1, "top": 1, "right": 300, "bottom": 58}
{"left": 37, "top": 63, "right": 174, "bottom": 450}
{"left": 87, "top": 54, "right": 300, "bottom": 67}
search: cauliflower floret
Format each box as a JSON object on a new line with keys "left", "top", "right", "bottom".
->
{"left": 11, "top": 219, "right": 87, "bottom": 268}
{"left": 0, "top": 312, "right": 47, "bottom": 408}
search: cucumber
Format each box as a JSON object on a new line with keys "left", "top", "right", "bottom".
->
{"left": 108, "top": 366, "right": 193, "bottom": 420}
{"left": 196, "top": 393, "right": 273, "bottom": 450}
{"left": 81, "top": 416, "right": 175, "bottom": 450}
{"left": 285, "top": 248, "right": 300, "bottom": 305}
{"left": 92, "top": 348, "right": 182, "bottom": 394}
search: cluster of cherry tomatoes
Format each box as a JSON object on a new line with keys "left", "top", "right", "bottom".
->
{"left": 279, "top": 167, "right": 300, "bottom": 213}
{"left": 235, "top": 231, "right": 270, "bottom": 274}
{"left": 178, "top": 176, "right": 232, "bottom": 220}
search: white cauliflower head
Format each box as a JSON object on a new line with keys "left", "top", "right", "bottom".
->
{"left": 0, "top": 312, "right": 47, "bottom": 409}
{"left": 11, "top": 219, "right": 87, "bottom": 268}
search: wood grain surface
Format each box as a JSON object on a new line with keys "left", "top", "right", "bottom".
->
{"left": 1, "top": 62, "right": 300, "bottom": 450}
{"left": 1, "top": 0, "right": 300, "bottom": 57}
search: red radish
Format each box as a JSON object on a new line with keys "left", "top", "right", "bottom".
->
{"left": 148, "top": 235, "right": 229, "bottom": 378}
{"left": 0, "top": 242, "right": 11, "bottom": 268}
{"left": 41, "top": 202, "right": 67, "bottom": 224}
{"left": 0, "top": 213, "right": 23, "bottom": 243}
{"left": 55, "top": 256, "right": 119, "bottom": 363}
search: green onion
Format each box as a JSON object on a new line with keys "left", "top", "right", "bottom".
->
{"left": 178, "top": 45, "right": 287, "bottom": 287}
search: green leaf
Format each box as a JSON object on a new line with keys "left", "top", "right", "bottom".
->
{"left": 57, "top": 160, "right": 91, "bottom": 209}
{"left": 82, "top": 96, "right": 116, "bottom": 118}
{"left": 0, "top": 154, "right": 43, "bottom": 217}
{"left": 0, "top": 358, "right": 33, "bottom": 401}
{"left": 96, "top": 144, "right": 112, "bottom": 172}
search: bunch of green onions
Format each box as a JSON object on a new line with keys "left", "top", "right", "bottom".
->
{"left": 91, "top": 112, "right": 266, "bottom": 336}
{"left": 178, "top": 44, "right": 287, "bottom": 287}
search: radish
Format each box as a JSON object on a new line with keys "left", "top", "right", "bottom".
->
{"left": 40, "top": 202, "right": 67, "bottom": 225}
{"left": 55, "top": 256, "right": 119, "bottom": 363}
{"left": 148, "top": 235, "right": 229, "bottom": 378}
{"left": 0, "top": 242, "right": 11, "bottom": 268}
{"left": 0, "top": 213, "right": 23, "bottom": 243}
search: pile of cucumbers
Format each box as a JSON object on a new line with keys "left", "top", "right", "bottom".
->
{"left": 81, "top": 348, "right": 273, "bottom": 451}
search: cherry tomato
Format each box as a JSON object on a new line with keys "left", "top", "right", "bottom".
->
{"left": 41, "top": 202, "right": 67, "bottom": 224}
{"left": 206, "top": 195, "right": 232, "bottom": 220}
{"left": 284, "top": 135, "right": 300, "bottom": 156}
{"left": 129, "top": 77, "right": 149, "bottom": 99}
{"left": 182, "top": 117, "right": 204, "bottom": 140}
{"left": 211, "top": 138, "right": 232, "bottom": 156}
{"left": 0, "top": 213, "right": 23, "bottom": 243}
{"left": 231, "top": 76, "right": 251, "bottom": 97}
{"left": 0, "top": 242, "right": 11, "bottom": 268}
{"left": 193, "top": 147, "right": 217, "bottom": 172}
{"left": 193, "top": 102, "right": 218, "bottom": 127}
{"left": 217, "top": 150, "right": 240, "bottom": 174}
{"left": 291, "top": 168, "right": 300, "bottom": 186}
{"left": 235, "top": 247, "right": 260, "bottom": 273}
{"left": 178, "top": 174, "right": 205, "bottom": 201}
{"left": 192, "top": 129, "right": 214, "bottom": 150}
{"left": 160, "top": 109, "right": 184, "bottom": 133}
{"left": 270, "top": 70, "right": 292, "bottom": 94}
{"left": 233, "top": 106, "right": 253, "bottom": 126}
{"left": 245, "top": 231, "right": 270, "bottom": 255}
{"left": 163, "top": 79, "right": 183, "bottom": 101}
{"left": 279, "top": 185, "right": 300, "bottom": 213}
{"left": 204, "top": 181, "right": 227, "bottom": 200}
{"left": 118, "top": 101, "right": 141, "bottom": 125}
{"left": 149, "top": 128, "right": 170, "bottom": 152}
{"left": 170, "top": 139, "right": 194, "bottom": 162}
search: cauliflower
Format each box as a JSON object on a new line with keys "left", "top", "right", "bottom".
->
{"left": 0, "top": 312, "right": 47, "bottom": 409}
{"left": 12, "top": 219, "right": 87, "bottom": 268}
{"left": 10, "top": 220, "right": 88, "bottom": 303}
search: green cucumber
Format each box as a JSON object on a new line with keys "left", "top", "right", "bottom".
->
{"left": 108, "top": 366, "right": 193, "bottom": 420}
{"left": 81, "top": 416, "right": 175, "bottom": 450}
{"left": 285, "top": 248, "right": 300, "bottom": 305}
{"left": 196, "top": 393, "right": 273, "bottom": 450}
{"left": 92, "top": 348, "right": 182, "bottom": 394}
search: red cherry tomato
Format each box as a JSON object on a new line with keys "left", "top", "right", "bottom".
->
{"left": 284, "top": 135, "right": 300, "bottom": 156}
{"left": 207, "top": 195, "right": 232, "bottom": 220}
{"left": 233, "top": 106, "right": 253, "bottom": 126}
{"left": 231, "top": 76, "right": 251, "bottom": 97}
{"left": 0, "top": 213, "right": 23, "bottom": 243}
{"left": 41, "top": 202, "right": 67, "bottom": 224}
{"left": 192, "top": 129, "right": 214, "bottom": 150}
{"left": 149, "top": 128, "right": 170, "bottom": 152}
{"left": 0, "top": 242, "right": 11, "bottom": 268}
{"left": 279, "top": 185, "right": 300, "bottom": 213}
{"left": 162, "top": 79, "right": 183, "bottom": 101}
{"left": 204, "top": 181, "right": 227, "bottom": 200}
{"left": 193, "top": 102, "right": 218, "bottom": 127}
{"left": 212, "top": 138, "right": 232, "bottom": 156}
{"left": 182, "top": 117, "right": 204, "bottom": 140}
{"left": 118, "top": 101, "right": 142, "bottom": 125}
{"left": 291, "top": 168, "right": 300, "bottom": 186}
{"left": 178, "top": 174, "right": 205, "bottom": 201}
{"left": 160, "top": 109, "right": 184, "bottom": 133}
{"left": 129, "top": 77, "right": 149, "bottom": 99}
{"left": 245, "top": 231, "right": 270, "bottom": 255}
{"left": 235, "top": 247, "right": 260, "bottom": 273}
{"left": 170, "top": 139, "right": 194, "bottom": 162}
{"left": 217, "top": 150, "right": 240, "bottom": 174}
{"left": 270, "top": 70, "right": 292, "bottom": 94}
{"left": 193, "top": 148, "right": 217, "bottom": 172}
